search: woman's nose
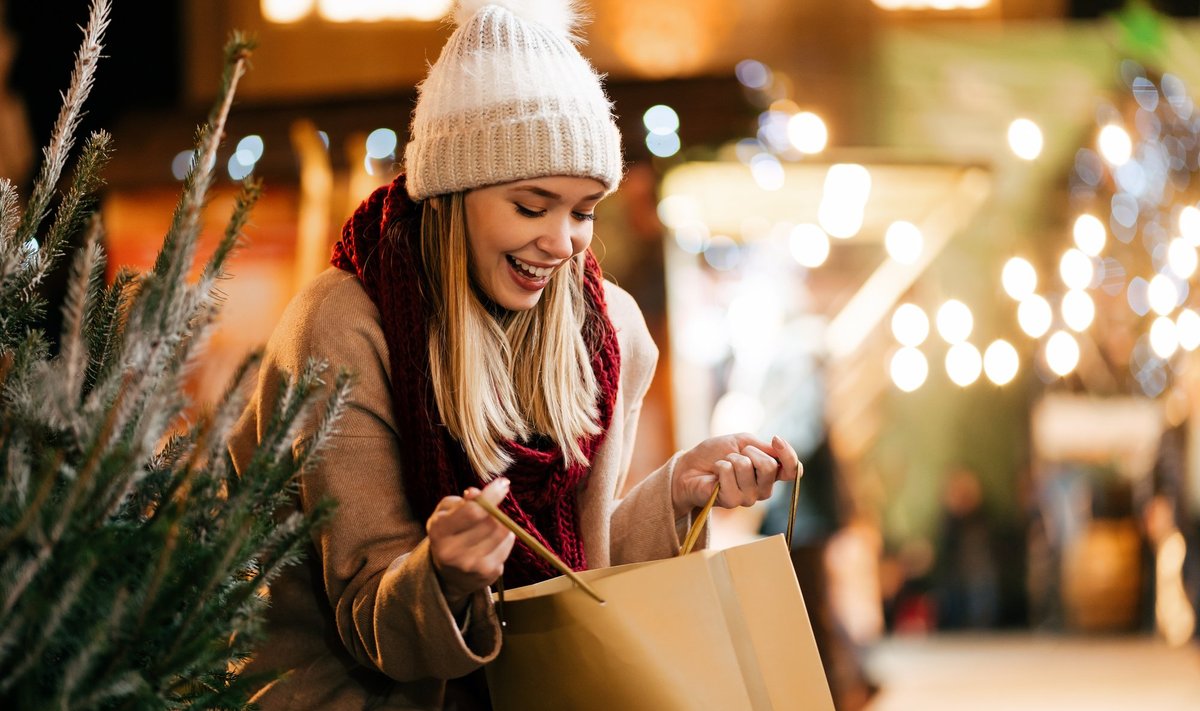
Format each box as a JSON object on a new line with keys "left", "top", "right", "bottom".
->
{"left": 537, "top": 217, "right": 576, "bottom": 259}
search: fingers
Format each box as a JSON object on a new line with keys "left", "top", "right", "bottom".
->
{"left": 742, "top": 445, "right": 779, "bottom": 500}
{"left": 770, "top": 435, "right": 803, "bottom": 482}
{"left": 715, "top": 455, "right": 757, "bottom": 508}
{"left": 472, "top": 476, "right": 512, "bottom": 507}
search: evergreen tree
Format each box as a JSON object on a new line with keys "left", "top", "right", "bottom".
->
{"left": 0, "top": 1, "right": 348, "bottom": 707}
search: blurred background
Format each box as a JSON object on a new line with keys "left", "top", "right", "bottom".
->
{"left": 5, "top": 0, "right": 1200, "bottom": 708}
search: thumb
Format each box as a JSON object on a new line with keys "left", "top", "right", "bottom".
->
{"left": 688, "top": 474, "right": 718, "bottom": 507}
{"left": 474, "top": 477, "right": 511, "bottom": 507}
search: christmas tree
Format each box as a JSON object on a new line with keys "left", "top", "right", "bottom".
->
{"left": 0, "top": 1, "right": 349, "bottom": 707}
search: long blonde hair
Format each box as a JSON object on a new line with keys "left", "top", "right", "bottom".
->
{"left": 416, "top": 193, "right": 601, "bottom": 479}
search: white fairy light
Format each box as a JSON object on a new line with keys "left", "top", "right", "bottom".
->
{"left": 936, "top": 300, "right": 973, "bottom": 344}
{"left": 945, "top": 342, "right": 983, "bottom": 387}
{"left": 890, "top": 347, "right": 928, "bottom": 393}
{"left": 1002, "top": 257, "right": 1038, "bottom": 300}
{"left": 1045, "top": 331, "right": 1080, "bottom": 376}
{"left": 1061, "top": 289, "right": 1095, "bottom": 332}
{"left": 983, "top": 340, "right": 1019, "bottom": 385}
{"left": 1073, "top": 214, "right": 1107, "bottom": 256}
{"left": 1018, "top": 295, "right": 1052, "bottom": 338}
{"left": 891, "top": 303, "right": 930, "bottom": 347}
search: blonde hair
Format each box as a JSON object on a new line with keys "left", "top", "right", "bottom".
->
{"left": 416, "top": 193, "right": 601, "bottom": 479}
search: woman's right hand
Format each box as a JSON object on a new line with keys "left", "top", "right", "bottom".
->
{"left": 426, "top": 477, "right": 516, "bottom": 612}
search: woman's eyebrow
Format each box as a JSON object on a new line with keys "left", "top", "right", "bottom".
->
{"left": 510, "top": 186, "right": 605, "bottom": 202}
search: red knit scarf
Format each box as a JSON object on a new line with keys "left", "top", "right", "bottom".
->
{"left": 331, "top": 174, "right": 620, "bottom": 587}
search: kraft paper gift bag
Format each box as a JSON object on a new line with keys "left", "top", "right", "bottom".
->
{"left": 477, "top": 482, "right": 835, "bottom": 711}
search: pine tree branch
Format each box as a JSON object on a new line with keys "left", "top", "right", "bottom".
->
{"left": 0, "top": 178, "right": 22, "bottom": 284}
{"left": 200, "top": 177, "right": 261, "bottom": 286}
{"left": 0, "top": 557, "right": 96, "bottom": 695}
{"left": 13, "top": 0, "right": 111, "bottom": 249}
{"left": 151, "top": 34, "right": 257, "bottom": 332}
{"left": 42, "top": 130, "right": 112, "bottom": 259}
{"left": 58, "top": 216, "right": 104, "bottom": 413}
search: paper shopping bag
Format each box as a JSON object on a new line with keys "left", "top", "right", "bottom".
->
{"left": 484, "top": 534, "right": 835, "bottom": 711}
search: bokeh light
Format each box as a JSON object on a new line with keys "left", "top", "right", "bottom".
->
{"left": 1072, "top": 214, "right": 1106, "bottom": 256}
{"left": 1046, "top": 331, "right": 1080, "bottom": 376}
{"left": 1002, "top": 257, "right": 1038, "bottom": 300}
{"left": 936, "top": 300, "right": 973, "bottom": 344}
{"left": 735, "top": 59, "right": 772, "bottom": 89}
{"left": 890, "top": 347, "right": 929, "bottom": 393}
{"left": 1151, "top": 316, "right": 1180, "bottom": 359}
{"left": 1168, "top": 238, "right": 1198, "bottom": 279}
{"left": 1177, "top": 308, "right": 1200, "bottom": 351}
{"left": 945, "top": 342, "right": 983, "bottom": 387}
{"left": 1061, "top": 289, "right": 1095, "bottom": 332}
{"left": 1059, "top": 249, "right": 1095, "bottom": 289}
{"left": 788, "top": 223, "right": 830, "bottom": 268}
{"left": 885, "top": 221, "right": 923, "bottom": 265}
{"left": 1007, "top": 118, "right": 1043, "bottom": 160}
{"left": 787, "top": 112, "right": 828, "bottom": 154}
{"left": 983, "top": 340, "right": 1019, "bottom": 385}
{"left": 647, "top": 132, "right": 682, "bottom": 158}
{"left": 1018, "top": 295, "right": 1052, "bottom": 338}
{"left": 1098, "top": 124, "right": 1133, "bottom": 165}
{"left": 262, "top": 0, "right": 314, "bottom": 23}
{"left": 891, "top": 303, "right": 930, "bottom": 347}
{"left": 1149, "top": 273, "right": 1181, "bottom": 315}
{"left": 365, "top": 128, "right": 397, "bottom": 159}
{"left": 643, "top": 105, "right": 681, "bottom": 135}
{"left": 1180, "top": 205, "right": 1200, "bottom": 246}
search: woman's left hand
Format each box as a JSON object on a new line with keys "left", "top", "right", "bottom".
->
{"left": 671, "top": 434, "right": 802, "bottom": 519}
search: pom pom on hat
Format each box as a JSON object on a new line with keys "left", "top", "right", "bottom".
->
{"left": 453, "top": 0, "right": 583, "bottom": 40}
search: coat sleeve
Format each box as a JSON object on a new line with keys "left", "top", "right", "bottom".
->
{"left": 261, "top": 277, "right": 501, "bottom": 682}
{"left": 602, "top": 285, "right": 708, "bottom": 565}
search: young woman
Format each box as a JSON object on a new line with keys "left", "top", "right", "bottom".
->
{"left": 229, "top": 2, "right": 801, "bottom": 709}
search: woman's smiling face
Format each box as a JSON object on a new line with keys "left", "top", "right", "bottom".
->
{"left": 463, "top": 176, "right": 606, "bottom": 311}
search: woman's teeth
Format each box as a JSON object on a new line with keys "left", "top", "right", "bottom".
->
{"left": 509, "top": 255, "right": 553, "bottom": 278}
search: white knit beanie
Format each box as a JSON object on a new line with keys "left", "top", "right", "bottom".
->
{"left": 403, "top": 0, "right": 624, "bottom": 201}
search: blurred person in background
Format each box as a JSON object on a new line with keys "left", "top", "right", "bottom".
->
{"left": 934, "top": 466, "right": 999, "bottom": 630}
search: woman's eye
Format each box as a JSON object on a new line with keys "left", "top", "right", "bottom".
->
{"left": 572, "top": 212, "right": 596, "bottom": 222}
{"left": 514, "top": 204, "right": 545, "bottom": 218}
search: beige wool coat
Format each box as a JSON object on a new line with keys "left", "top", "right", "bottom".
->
{"left": 228, "top": 267, "right": 701, "bottom": 710}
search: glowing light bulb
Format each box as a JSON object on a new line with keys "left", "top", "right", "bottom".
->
{"left": 1008, "top": 118, "right": 1043, "bottom": 160}
{"left": 885, "top": 221, "right": 923, "bottom": 265}
{"left": 1002, "top": 257, "right": 1038, "bottom": 300}
{"left": 788, "top": 224, "right": 830, "bottom": 268}
{"left": 1061, "top": 290, "right": 1095, "bottom": 332}
{"left": 890, "top": 347, "right": 928, "bottom": 393}
{"left": 1073, "top": 214, "right": 1107, "bottom": 256}
{"left": 1018, "top": 295, "right": 1052, "bottom": 338}
{"left": 261, "top": 0, "right": 314, "bottom": 23}
{"left": 984, "top": 340, "right": 1019, "bottom": 385}
{"left": 936, "top": 300, "right": 973, "bottom": 344}
{"left": 945, "top": 342, "right": 983, "bottom": 387}
{"left": 1060, "top": 249, "right": 1094, "bottom": 290}
{"left": 1168, "top": 238, "right": 1198, "bottom": 279}
{"left": 1177, "top": 309, "right": 1200, "bottom": 351}
{"left": 787, "top": 112, "right": 828, "bottom": 154}
{"left": 1098, "top": 124, "right": 1133, "bottom": 165}
{"left": 1151, "top": 316, "right": 1179, "bottom": 358}
{"left": 1180, "top": 206, "right": 1200, "bottom": 247}
{"left": 1149, "top": 274, "right": 1181, "bottom": 316}
{"left": 892, "top": 303, "right": 930, "bottom": 347}
{"left": 1046, "top": 331, "right": 1080, "bottom": 376}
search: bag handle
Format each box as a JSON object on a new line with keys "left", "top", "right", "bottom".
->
{"left": 473, "top": 495, "right": 606, "bottom": 604}
{"left": 679, "top": 468, "right": 801, "bottom": 557}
